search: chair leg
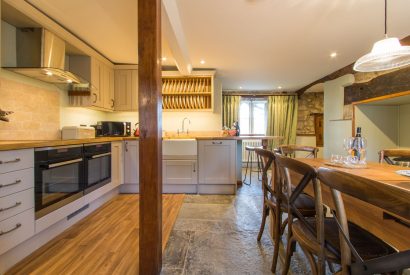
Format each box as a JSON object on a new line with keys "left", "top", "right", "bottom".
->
{"left": 271, "top": 206, "right": 282, "bottom": 273}
{"left": 281, "top": 235, "right": 296, "bottom": 275}
{"left": 243, "top": 150, "right": 251, "bottom": 185}
{"left": 257, "top": 204, "right": 269, "bottom": 241}
{"left": 280, "top": 217, "right": 289, "bottom": 235}
{"left": 257, "top": 155, "right": 262, "bottom": 181}
{"left": 249, "top": 150, "right": 253, "bottom": 185}
{"left": 300, "top": 246, "right": 318, "bottom": 275}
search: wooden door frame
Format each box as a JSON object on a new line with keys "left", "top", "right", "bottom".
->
{"left": 138, "top": 0, "right": 163, "bottom": 274}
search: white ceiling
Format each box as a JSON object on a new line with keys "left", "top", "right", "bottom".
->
{"left": 27, "top": 0, "right": 410, "bottom": 91}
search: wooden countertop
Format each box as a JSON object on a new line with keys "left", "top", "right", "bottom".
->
{"left": 194, "top": 135, "right": 283, "bottom": 140}
{"left": 0, "top": 135, "right": 283, "bottom": 151}
{"left": 0, "top": 137, "right": 139, "bottom": 151}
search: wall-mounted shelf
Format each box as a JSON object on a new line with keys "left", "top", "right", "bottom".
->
{"left": 162, "top": 74, "right": 214, "bottom": 111}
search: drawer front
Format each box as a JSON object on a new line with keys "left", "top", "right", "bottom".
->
{"left": 0, "top": 188, "right": 34, "bottom": 222}
{"left": 0, "top": 168, "right": 34, "bottom": 198}
{"left": 0, "top": 208, "right": 35, "bottom": 255}
{"left": 201, "top": 140, "right": 235, "bottom": 147}
{"left": 0, "top": 149, "right": 34, "bottom": 174}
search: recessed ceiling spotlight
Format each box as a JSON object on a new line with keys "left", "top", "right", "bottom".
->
{"left": 45, "top": 71, "right": 53, "bottom": 76}
{"left": 330, "top": 52, "right": 337, "bottom": 58}
{"left": 162, "top": 57, "right": 167, "bottom": 61}
{"left": 278, "top": 86, "right": 282, "bottom": 89}
{"left": 239, "top": 86, "right": 243, "bottom": 89}
{"left": 200, "top": 60, "right": 206, "bottom": 65}
{"left": 66, "top": 79, "right": 73, "bottom": 83}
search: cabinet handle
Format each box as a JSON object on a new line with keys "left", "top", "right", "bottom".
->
{"left": 0, "top": 223, "right": 21, "bottom": 236}
{"left": 0, "top": 202, "right": 22, "bottom": 212}
{"left": 92, "top": 93, "right": 97, "bottom": 103}
{"left": 0, "top": 158, "right": 21, "bottom": 165}
{"left": 111, "top": 99, "right": 115, "bottom": 108}
{"left": 0, "top": 179, "right": 21, "bottom": 188}
{"left": 125, "top": 142, "right": 128, "bottom": 152}
{"left": 193, "top": 163, "right": 196, "bottom": 172}
{"left": 212, "top": 141, "right": 223, "bottom": 145}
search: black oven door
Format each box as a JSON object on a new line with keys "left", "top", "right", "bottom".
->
{"left": 84, "top": 143, "right": 111, "bottom": 194}
{"left": 35, "top": 146, "right": 84, "bottom": 219}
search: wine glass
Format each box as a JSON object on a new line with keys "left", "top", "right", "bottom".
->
{"left": 343, "top": 137, "right": 354, "bottom": 156}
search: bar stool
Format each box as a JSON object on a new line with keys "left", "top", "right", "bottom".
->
{"left": 242, "top": 145, "right": 262, "bottom": 185}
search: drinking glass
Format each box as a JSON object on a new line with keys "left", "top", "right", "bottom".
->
{"left": 343, "top": 137, "right": 354, "bottom": 156}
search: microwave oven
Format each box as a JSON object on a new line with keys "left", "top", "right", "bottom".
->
{"left": 95, "top": 121, "right": 131, "bottom": 137}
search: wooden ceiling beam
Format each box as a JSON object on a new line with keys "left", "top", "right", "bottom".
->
{"left": 162, "top": 0, "right": 192, "bottom": 75}
{"left": 296, "top": 35, "right": 410, "bottom": 96}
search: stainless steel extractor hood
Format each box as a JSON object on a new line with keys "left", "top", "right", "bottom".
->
{"left": 4, "top": 28, "right": 86, "bottom": 84}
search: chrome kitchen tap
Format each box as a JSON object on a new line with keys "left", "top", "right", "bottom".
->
{"left": 178, "top": 117, "right": 191, "bottom": 135}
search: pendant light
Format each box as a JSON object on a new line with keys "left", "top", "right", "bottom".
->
{"left": 353, "top": 0, "right": 410, "bottom": 72}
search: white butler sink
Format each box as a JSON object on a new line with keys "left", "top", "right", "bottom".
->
{"left": 162, "top": 139, "right": 197, "bottom": 156}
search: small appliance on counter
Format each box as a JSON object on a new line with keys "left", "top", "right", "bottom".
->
{"left": 61, "top": 126, "right": 96, "bottom": 140}
{"left": 95, "top": 121, "right": 131, "bottom": 137}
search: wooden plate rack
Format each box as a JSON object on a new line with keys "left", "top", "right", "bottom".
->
{"left": 162, "top": 76, "right": 213, "bottom": 110}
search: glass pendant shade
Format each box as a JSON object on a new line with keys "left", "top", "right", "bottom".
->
{"left": 353, "top": 37, "right": 410, "bottom": 72}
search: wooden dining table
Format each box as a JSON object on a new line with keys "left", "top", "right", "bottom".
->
{"left": 292, "top": 158, "right": 410, "bottom": 251}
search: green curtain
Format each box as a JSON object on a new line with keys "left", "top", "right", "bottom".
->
{"left": 267, "top": 95, "right": 298, "bottom": 147}
{"left": 222, "top": 95, "right": 241, "bottom": 128}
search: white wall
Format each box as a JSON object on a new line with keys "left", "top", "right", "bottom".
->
{"left": 323, "top": 74, "right": 355, "bottom": 158}
{"left": 399, "top": 103, "right": 410, "bottom": 148}
{"left": 355, "top": 105, "right": 399, "bottom": 162}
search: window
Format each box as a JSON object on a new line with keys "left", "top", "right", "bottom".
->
{"left": 239, "top": 98, "right": 267, "bottom": 135}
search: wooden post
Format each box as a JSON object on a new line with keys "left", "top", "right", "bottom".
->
{"left": 138, "top": 0, "right": 162, "bottom": 274}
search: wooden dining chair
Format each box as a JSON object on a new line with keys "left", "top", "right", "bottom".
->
{"left": 274, "top": 153, "right": 328, "bottom": 275}
{"left": 314, "top": 167, "right": 410, "bottom": 275}
{"left": 279, "top": 145, "right": 319, "bottom": 159}
{"left": 379, "top": 149, "right": 410, "bottom": 165}
{"left": 254, "top": 148, "right": 317, "bottom": 273}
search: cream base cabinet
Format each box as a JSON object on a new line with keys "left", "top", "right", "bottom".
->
{"left": 111, "top": 142, "right": 123, "bottom": 187}
{"left": 121, "top": 140, "right": 140, "bottom": 193}
{"left": 163, "top": 160, "right": 197, "bottom": 194}
{"left": 198, "top": 140, "right": 236, "bottom": 194}
{"left": 114, "top": 69, "right": 138, "bottom": 111}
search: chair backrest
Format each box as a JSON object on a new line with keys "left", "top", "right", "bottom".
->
{"left": 254, "top": 148, "right": 276, "bottom": 202}
{"left": 317, "top": 167, "right": 410, "bottom": 274}
{"left": 274, "top": 153, "right": 326, "bottom": 273}
{"left": 279, "top": 145, "right": 319, "bottom": 158}
{"left": 379, "top": 149, "right": 410, "bottom": 165}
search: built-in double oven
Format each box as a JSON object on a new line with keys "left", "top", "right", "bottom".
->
{"left": 35, "top": 143, "right": 111, "bottom": 219}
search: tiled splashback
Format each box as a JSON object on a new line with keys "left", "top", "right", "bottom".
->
{"left": 0, "top": 77, "right": 60, "bottom": 140}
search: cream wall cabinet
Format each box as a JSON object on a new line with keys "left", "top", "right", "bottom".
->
{"left": 114, "top": 69, "right": 138, "bottom": 111}
{"left": 69, "top": 56, "right": 114, "bottom": 111}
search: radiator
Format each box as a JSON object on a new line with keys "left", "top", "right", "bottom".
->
{"left": 242, "top": 139, "right": 262, "bottom": 164}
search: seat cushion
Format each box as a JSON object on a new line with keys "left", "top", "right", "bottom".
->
{"left": 292, "top": 217, "right": 397, "bottom": 262}
{"left": 269, "top": 193, "right": 316, "bottom": 216}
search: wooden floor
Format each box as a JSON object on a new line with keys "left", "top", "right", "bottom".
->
{"left": 6, "top": 194, "right": 185, "bottom": 275}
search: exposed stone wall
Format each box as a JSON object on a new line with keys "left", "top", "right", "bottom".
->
{"left": 297, "top": 92, "right": 323, "bottom": 135}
